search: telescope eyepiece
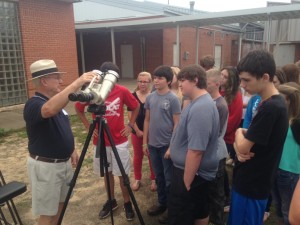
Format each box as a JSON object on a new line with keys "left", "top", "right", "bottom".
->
{"left": 68, "top": 93, "right": 79, "bottom": 101}
{"left": 78, "top": 93, "right": 94, "bottom": 102}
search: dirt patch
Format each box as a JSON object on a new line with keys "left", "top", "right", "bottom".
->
{"left": 0, "top": 131, "right": 159, "bottom": 225}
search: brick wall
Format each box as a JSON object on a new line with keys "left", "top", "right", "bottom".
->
{"left": 163, "top": 26, "right": 240, "bottom": 68}
{"left": 18, "top": 0, "right": 78, "bottom": 97}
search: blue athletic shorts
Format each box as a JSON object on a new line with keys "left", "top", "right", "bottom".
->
{"left": 227, "top": 188, "right": 268, "bottom": 225}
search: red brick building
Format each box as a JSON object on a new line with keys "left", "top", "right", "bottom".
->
{"left": 74, "top": 1, "right": 300, "bottom": 79}
{"left": 1, "top": 0, "right": 299, "bottom": 107}
{"left": 0, "top": 0, "right": 79, "bottom": 107}
{"left": 74, "top": 0, "right": 266, "bottom": 78}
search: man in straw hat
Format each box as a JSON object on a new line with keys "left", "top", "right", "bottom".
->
{"left": 24, "top": 59, "right": 99, "bottom": 225}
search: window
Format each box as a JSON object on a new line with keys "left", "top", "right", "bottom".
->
{"left": 214, "top": 45, "right": 222, "bottom": 69}
{"left": 0, "top": 1, "right": 27, "bottom": 107}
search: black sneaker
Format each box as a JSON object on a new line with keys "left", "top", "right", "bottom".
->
{"left": 99, "top": 199, "right": 118, "bottom": 219}
{"left": 158, "top": 210, "right": 168, "bottom": 224}
{"left": 124, "top": 201, "right": 135, "bottom": 221}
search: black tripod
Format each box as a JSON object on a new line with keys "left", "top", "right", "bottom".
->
{"left": 57, "top": 104, "right": 145, "bottom": 225}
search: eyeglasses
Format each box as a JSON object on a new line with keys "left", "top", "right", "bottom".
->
{"left": 137, "top": 81, "right": 150, "bottom": 84}
{"left": 45, "top": 74, "right": 63, "bottom": 80}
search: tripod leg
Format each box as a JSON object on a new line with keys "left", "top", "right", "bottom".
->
{"left": 98, "top": 119, "right": 114, "bottom": 224}
{"left": 57, "top": 118, "right": 98, "bottom": 225}
{"left": 103, "top": 120, "right": 145, "bottom": 225}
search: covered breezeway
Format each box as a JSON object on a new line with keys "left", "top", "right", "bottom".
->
{"left": 75, "top": 3, "right": 300, "bottom": 76}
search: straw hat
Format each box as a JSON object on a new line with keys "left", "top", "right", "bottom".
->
{"left": 28, "top": 59, "right": 66, "bottom": 80}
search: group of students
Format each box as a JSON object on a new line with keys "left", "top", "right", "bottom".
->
{"left": 23, "top": 51, "right": 300, "bottom": 225}
{"left": 123, "top": 52, "right": 300, "bottom": 225}
{"left": 74, "top": 53, "right": 300, "bottom": 225}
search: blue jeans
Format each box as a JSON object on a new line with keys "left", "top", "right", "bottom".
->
{"left": 148, "top": 145, "right": 172, "bottom": 206}
{"left": 272, "top": 169, "right": 299, "bottom": 225}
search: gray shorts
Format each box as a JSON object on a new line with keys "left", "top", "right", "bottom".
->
{"left": 27, "top": 157, "right": 73, "bottom": 216}
{"left": 93, "top": 141, "right": 131, "bottom": 176}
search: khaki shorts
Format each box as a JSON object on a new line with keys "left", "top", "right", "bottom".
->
{"left": 27, "top": 157, "right": 73, "bottom": 216}
{"left": 93, "top": 141, "right": 130, "bottom": 176}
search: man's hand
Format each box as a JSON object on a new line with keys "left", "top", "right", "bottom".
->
{"left": 136, "top": 129, "right": 143, "bottom": 138}
{"left": 120, "top": 125, "right": 132, "bottom": 137}
{"left": 235, "top": 128, "right": 247, "bottom": 137}
{"left": 236, "top": 151, "right": 255, "bottom": 162}
{"left": 164, "top": 148, "right": 171, "bottom": 159}
{"left": 75, "top": 71, "right": 100, "bottom": 88}
{"left": 184, "top": 177, "right": 191, "bottom": 191}
{"left": 71, "top": 150, "right": 79, "bottom": 168}
{"left": 234, "top": 128, "right": 254, "bottom": 155}
{"left": 234, "top": 143, "right": 254, "bottom": 162}
{"left": 143, "top": 144, "right": 149, "bottom": 156}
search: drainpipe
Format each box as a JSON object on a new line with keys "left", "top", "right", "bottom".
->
{"left": 111, "top": 28, "right": 116, "bottom": 64}
{"left": 79, "top": 32, "right": 85, "bottom": 73}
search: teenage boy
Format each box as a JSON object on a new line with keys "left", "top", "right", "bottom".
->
{"left": 75, "top": 62, "right": 139, "bottom": 221}
{"left": 143, "top": 65, "right": 181, "bottom": 224}
{"left": 168, "top": 65, "right": 220, "bottom": 225}
{"left": 206, "top": 69, "right": 229, "bottom": 225}
{"left": 228, "top": 50, "right": 289, "bottom": 225}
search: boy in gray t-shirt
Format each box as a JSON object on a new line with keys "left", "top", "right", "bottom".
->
{"left": 143, "top": 65, "right": 181, "bottom": 222}
{"left": 169, "top": 65, "right": 219, "bottom": 225}
{"left": 206, "top": 69, "right": 229, "bottom": 225}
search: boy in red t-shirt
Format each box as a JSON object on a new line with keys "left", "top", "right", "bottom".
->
{"left": 75, "top": 62, "right": 139, "bottom": 221}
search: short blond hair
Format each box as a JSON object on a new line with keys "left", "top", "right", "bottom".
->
{"left": 137, "top": 71, "right": 152, "bottom": 82}
{"left": 135, "top": 71, "right": 152, "bottom": 91}
{"left": 206, "top": 69, "right": 222, "bottom": 83}
{"left": 171, "top": 66, "right": 180, "bottom": 77}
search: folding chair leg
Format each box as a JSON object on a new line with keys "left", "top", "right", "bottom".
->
{"left": 9, "top": 200, "right": 22, "bottom": 225}
{"left": 0, "top": 207, "right": 9, "bottom": 225}
{"left": 0, "top": 171, "right": 25, "bottom": 225}
{"left": 5, "top": 200, "right": 18, "bottom": 225}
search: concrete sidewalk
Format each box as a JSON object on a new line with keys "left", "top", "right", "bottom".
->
{"left": 0, "top": 79, "right": 137, "bottom": 131}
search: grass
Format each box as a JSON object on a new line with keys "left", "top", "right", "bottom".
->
{"left": 0, "top": 127, "right": 27, "bottom": 144}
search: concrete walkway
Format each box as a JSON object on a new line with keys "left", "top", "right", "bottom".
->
{"left": 0, "top": 78, "right": 137, "bottom": 131}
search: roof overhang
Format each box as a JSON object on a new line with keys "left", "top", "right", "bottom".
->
{"left": 57, "top": 0, "right": 81, "bottom": 3}
{"left": 75, "top": 4, "right": 300, "bottom": 32}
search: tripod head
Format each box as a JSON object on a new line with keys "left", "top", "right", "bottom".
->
{"left": 87, "top": 104, "right": 107, "bottom": 116}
